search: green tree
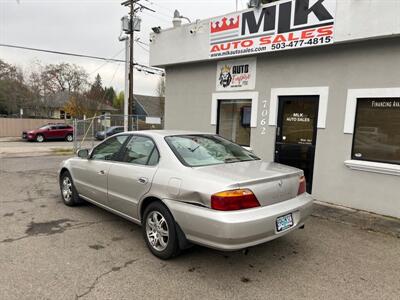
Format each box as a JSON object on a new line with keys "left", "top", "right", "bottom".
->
{"left": 87, "top": 74, "right": 105, "bottom": 103}
{"left": 113, "top": 91, "right": 124, "bottom": 112}
{"left": 104, "top": 86, "right": 116, "bottom": 105}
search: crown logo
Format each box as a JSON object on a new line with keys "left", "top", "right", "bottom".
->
{"left": 221, "top": 65, "right": 231, "bottom": 73}
{"left": 211, "top": 16, "right": 240, "bottom": 34}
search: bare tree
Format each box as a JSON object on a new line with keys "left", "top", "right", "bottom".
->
{"left": 41, "top": 63, "right": 89, "bottom": 94}
{"left": 0, "top": 59, "right": 32, "bottom": 116}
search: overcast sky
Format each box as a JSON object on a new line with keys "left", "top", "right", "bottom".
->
{"left": 0, "top": 0, "right": 247, "bottom": 96}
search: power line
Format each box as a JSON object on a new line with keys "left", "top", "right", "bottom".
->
{"left": 0, "top": 43, "right": 125, "bottom": 63}
{"left": 89, "top": 48, "right": 125, "bottom": 75}
{"left": 136, "top": 42, "right": 149, "bottom": 53}
{"left": 0, "top": 43, "right": 164, "bottom": 75}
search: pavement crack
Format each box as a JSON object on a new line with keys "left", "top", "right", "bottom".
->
{"left": 75, "top": 259, "right": 138, "bottom": 299}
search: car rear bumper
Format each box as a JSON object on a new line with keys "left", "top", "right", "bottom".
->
{"left": 164, "top": 193, "right": 313, "bottom": 251}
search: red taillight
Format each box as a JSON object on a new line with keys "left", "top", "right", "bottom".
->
{"left": 211, "top": 189, "right": 260, "bottom": 211}
{"left": 298, "top": 176, "right": 306, "bottom": 195}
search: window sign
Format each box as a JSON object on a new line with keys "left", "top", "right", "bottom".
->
{"left": 216, "top": 58, "right": 256, "bottom": 91}
{"left": 353, "top": 98, "right": 400, "bottom": 165}
{"left": 281, "top": 100, "right": 318, "bottom": 145}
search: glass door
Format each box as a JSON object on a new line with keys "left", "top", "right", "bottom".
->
{"left": 275, "top": 96, "right": 319, "bottom": 193}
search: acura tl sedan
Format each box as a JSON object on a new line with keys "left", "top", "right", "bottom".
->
{"left": 59, "top": 131, "right": 313, "bottom": 259}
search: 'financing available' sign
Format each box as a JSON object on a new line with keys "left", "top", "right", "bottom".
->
{"left": 209, "top": 0, "right": 336, "bottom": 58}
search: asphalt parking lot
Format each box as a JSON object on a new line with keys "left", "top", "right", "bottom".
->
{"left": 0, "top": 155, "right": 399, "bottom": 300}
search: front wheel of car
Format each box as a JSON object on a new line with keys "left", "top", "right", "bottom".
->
{"left": 143, "top": 202, "right": 180, "bottom": 260}
{"left": 36, "top": 134, "right": 44, "bottom": 143}
{"left": 65, "top": 134, "right": 73, "bottom": 142}
{"left": 60, "top": 171, "right": 83, "bottom": 206}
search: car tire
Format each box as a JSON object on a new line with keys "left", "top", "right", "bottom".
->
{"left": 65, "top": 134, "right": 73, "bottom": 142}
{"left": 60, "top": 171, "right": 83, "bottom": 206}
{"left": 36, "top": 134, "right": 44, "bottom": 143}
{"left": 143, "top": 202, "right": 180, "bottom": 260}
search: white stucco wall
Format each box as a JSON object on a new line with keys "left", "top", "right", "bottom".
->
{"left": 163, "top": 38, "right": 400, "bottom": 218}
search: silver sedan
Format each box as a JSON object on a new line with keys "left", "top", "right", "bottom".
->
{"left": 59, "top": 131, "right": 313, "bottom": 259}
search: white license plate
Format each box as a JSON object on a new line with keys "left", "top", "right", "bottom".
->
{"left": 276, "top": 213, "right": 294, "bottom": 232}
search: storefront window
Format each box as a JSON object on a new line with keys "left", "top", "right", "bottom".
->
{"left": 353, "top": 98, "right": 400, "bottom": 165}
{"left": 217, "top": 100, "right": 251, "bottom": 146}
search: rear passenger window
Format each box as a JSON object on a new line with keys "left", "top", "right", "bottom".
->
{"left": 121, "top": 136, "right": 159, "bottom": 166}
{"left": 147, "top": 148, "right": 160, "bottom": 166}
{"left": 91, "top": 135, "right": 128, "bottom": 161}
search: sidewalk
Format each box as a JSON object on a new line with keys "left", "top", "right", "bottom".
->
{"left": 0, "top": 137, "right": 20, "bottom": 142}
{"left": 0, "top": 140, "right": 74, "bottom": 158}
{"left": 313, "top": 201, "right": 400, "bottom": 238}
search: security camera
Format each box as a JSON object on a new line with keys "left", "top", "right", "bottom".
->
{"left": 149, "top": 38, "right": 153, "bottom": 43}
{"left": 152, "top": 26, "right": 161, "bottom": 34}
{"left": 189, "top": 29, "right": 195, "bottom": 34}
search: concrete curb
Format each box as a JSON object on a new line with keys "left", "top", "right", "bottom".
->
{"left": 312, "top": 201, "right": 400, "bottom": 238}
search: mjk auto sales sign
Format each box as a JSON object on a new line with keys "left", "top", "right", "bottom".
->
{"left": 209, "top": 0, "right": 336, "bottom": 58}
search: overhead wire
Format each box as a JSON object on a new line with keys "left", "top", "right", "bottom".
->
{"left": 88, "top": 48, "right": 125, "bottom": 76}
{"left": 0, "top": 43, "right": 164, "bottom": 76}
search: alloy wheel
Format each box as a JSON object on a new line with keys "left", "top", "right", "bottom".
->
{"left": 62, "top": 176, "right": 73, "bottom": 202}
{"left": 146, "top": 211, "right": 169, "bottom": 251}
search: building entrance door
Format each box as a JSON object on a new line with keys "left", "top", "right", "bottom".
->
{"left": 274, "top": 96, "right": 319, "bottom": 193}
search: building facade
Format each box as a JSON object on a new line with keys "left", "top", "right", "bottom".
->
{"left": 149, "top": 0, "right": 400, "bottom": 218}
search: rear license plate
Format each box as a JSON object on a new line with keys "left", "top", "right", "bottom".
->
{"left": 276, "top": 213, "right": 293, "bottom": 232}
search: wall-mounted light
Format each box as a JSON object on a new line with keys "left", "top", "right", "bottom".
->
{"left": 172, "top": 9, "right": 191, "bottom": 28}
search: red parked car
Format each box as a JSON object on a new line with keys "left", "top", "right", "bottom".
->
{"left": 22, "top": 123, "right": 74, "bottom": 143}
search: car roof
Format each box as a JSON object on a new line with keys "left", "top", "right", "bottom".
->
{"left": 46, "top": 123, "right": 69, "bottom": 126}
{"left": 122, "top": 130, "right": 213, "bottom": 137}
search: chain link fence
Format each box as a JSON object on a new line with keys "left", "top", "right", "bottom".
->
{"left": 73, "top": 114, "right": 163, "bottom": 152}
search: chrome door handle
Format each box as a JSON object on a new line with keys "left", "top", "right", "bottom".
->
{"left": 98, "top": 170, "right": 106, "bottom": 175}
{"left": 138, "top": 177, "right": 148, "bottom": 184}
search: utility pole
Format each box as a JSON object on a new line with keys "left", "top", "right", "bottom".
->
{"left": 123, "top": 37, "right": 129, "bottom": 131}
{"left": 121, "top": 0, "right": 154, "bottom": 130}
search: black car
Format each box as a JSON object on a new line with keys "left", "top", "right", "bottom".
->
{"left": 95, "top": 126, "right": 125, "bottom": 140}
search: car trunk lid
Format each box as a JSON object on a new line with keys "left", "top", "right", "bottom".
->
{"left": 196, "top": 160, "right": 303, "bottom": 207}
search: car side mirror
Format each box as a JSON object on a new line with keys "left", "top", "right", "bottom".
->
{"left": 77, "top": 149, "right": 89, "bottom": 159}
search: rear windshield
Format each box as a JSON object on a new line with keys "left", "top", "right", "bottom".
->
{"left": 165, "top": 135, "right": 260, "bottom": 167}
